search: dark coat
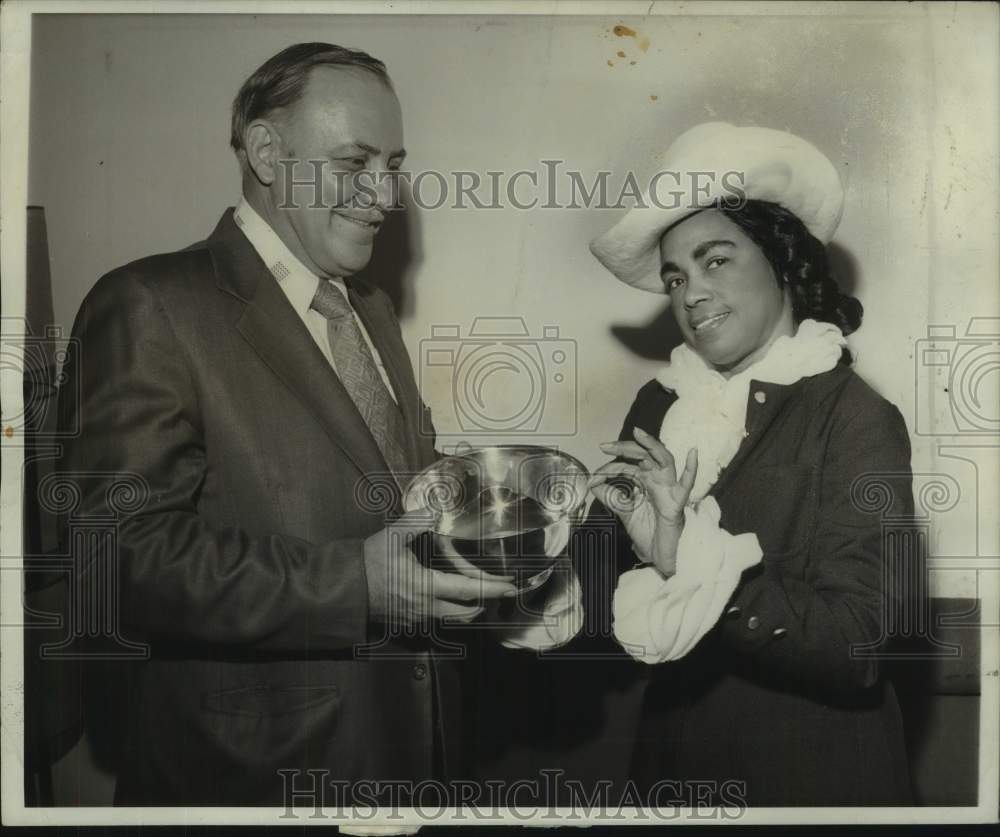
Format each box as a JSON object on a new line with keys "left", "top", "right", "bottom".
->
{"left": 612, "top": 362, "right": 916, "bottom": 806}
{"left": 57, "top": 210, "right": 453, "bottom": 805}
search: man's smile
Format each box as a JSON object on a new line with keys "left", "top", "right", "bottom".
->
{"left": 332, "top": 209, "right": 382, "bottom": 231}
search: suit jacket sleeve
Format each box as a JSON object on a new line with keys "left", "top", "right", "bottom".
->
{"left": 713, "top": 392, "right": 914, "bottom": 697}
{"left": 59, "top": 271, "right": 370, "bottom": 651}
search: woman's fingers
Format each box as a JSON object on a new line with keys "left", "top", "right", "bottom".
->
{"left": 599, "top": 432, "right": 678, "bottom": 481}
{"left": 639, "top": 448, "right": 698, "bottom": 525}
{"left": 677, "top": 448, "right": 699, "bottom": 500}
{"left": 632, "top": 427, "right": 675, "bottom": 472}
{"left": 595, "top": 439, "right": 700, "bottom": 535}
{"left": 589, "top": 459, "right": 639, "bottom": 487}
{"left": 595, "top": 439, "right": 699, "bottom": 510}
{"left": 590, "top": 481, "right": 628, "bottom": 509}
{"left": 589, "top": 461, "right": 645, "bottom": 519}
{"left": 598, "top": 440, "right": 648, "bottom": 462}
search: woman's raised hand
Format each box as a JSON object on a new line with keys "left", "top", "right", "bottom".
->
{"left": 589, "top": 428, "right": 698, "bottom": 576}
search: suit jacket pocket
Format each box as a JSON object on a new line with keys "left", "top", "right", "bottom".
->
{"left": 202, "top": 683, "right": 341, "bottom": 718}
{"left": 198, "top": 684, "right": 344, "bottom": 780}
{"left": 721, "top": 463, "right": 817, "bottom": 561}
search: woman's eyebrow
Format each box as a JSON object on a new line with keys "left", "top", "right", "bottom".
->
{"left": 660, "top": 240, "right": 736, "bottom": 278}
{"left": 660, "top": 260, "right": 682, "bottom": 278}
{"left": 691, "top": 239, "right": 735, "bottom": 260}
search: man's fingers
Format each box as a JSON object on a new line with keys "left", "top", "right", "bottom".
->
{"left": 430, "top": 569, "right": 516, "bottom": 602}
{"left": 432, "top": 600, "right": 485, "bottom": 623}
{"left": 435, "top": 539, "right": 515, "bottom": 582}
{"left": 388, "top": 506, "right": 438, "bottom": 540}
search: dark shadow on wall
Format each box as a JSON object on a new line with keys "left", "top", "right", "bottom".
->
{"left": 609, "top": 299, "right": 683, "bottom": 364}
{"left": 889, "top": 596, "right": 982, "bottom": 806}
{"left": 356, "top": 182, "right": 424, "bottom": 321}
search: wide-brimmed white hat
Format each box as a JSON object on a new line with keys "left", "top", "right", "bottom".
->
{"left": 589, "top": 122, "right": 844, "bottom": 293}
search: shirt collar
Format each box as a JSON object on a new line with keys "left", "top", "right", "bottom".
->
{"left": 233, "top": 196, "right": 349, "bottom": 315}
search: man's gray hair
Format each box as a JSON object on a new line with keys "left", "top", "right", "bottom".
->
{"left": 230, "top": 42, "right": 392, "bottom": 155}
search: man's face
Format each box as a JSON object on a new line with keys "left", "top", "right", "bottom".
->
{"left": 267, "top": 66, "right": 405, "bottom": 278}
{"left": 659, "top": 209, "right": 793, "bottom": 376}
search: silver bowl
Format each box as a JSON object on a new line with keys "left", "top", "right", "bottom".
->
{"left": 403, "top": 445, "right": 590, "bottom": 591}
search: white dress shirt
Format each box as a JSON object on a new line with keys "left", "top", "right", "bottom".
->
{"left": 233, "top": 197, "right": 397, "bottom": 402}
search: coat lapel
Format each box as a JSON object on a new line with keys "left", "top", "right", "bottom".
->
{"left": 205, "top": 209, "right": 391, "bottom": 480}
{"left": 708, "top": 379, "right": 801, "bottom": 499}
{"left": 630, "top": 376, "right": 802, "bottom": 500}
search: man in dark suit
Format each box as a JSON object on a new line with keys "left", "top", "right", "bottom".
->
{"left": 58, "top": 42, "right": 519, "bottom": 806}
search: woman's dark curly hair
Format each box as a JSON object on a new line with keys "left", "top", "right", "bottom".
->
{"left": 718, "top": 200, "right": 863, "bottom": 350}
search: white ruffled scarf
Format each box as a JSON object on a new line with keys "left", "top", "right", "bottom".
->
{"left": 655, "top": 319, "right": 847, "bottom": 503}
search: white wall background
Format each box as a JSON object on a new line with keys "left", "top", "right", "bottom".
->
{"left": 17, "top": 3, "right": 999, "bottom": 809}
{"left": 28, "top": 7, "right": 999, "bottom": 605}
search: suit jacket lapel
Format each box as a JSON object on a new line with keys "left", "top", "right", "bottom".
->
{"left": 205, "top": 209, "right": 391, "bottom": 480}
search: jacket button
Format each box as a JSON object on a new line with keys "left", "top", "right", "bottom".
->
{"left": 726, "top": 605, "right": 741, "bottom": 618}
{"left": 754, "top": 391, "right": 767, "bottom": 404}
{"left": 772, "top": 627, "right": 788, "bottom": 639}
{"left": 747, "top": 616, "right": 761, "bottom": 630}
{"left": 413, "top": 663, "right": 427, "bottom": 680}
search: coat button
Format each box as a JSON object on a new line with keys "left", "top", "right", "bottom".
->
{"left": 726, "top": 605, "right": 741, "bottom": 618}
{"left": 747, "top": 615, "right": 761, "bottom": 630}
{"left": 754, "top": 391, "right": 767, "bottom": 404}
{"left": 413, "top": 663, "right": 427, "bottom": 680}
{"left": 772, "top": 627, "right": 788, "bottom": 639}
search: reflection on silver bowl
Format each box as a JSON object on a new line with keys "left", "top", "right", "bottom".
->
{"left": 403, "top": 446, "right": 590, "bottom": 591}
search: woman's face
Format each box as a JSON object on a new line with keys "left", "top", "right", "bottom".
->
{"left": 659, "top": 209, "right": 794, "bottom": 376}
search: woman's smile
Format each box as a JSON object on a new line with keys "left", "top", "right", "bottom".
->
{"left": 690, "top": 311, "right": 730, "bottom": 334}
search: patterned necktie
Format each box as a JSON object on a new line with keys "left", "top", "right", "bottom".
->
{"left": 310, "top": 281, "right": 410, "bottom": 477}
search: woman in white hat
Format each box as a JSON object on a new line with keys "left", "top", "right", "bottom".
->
{"left": 587, "top": 123, "right": 914, "bottom": 805}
